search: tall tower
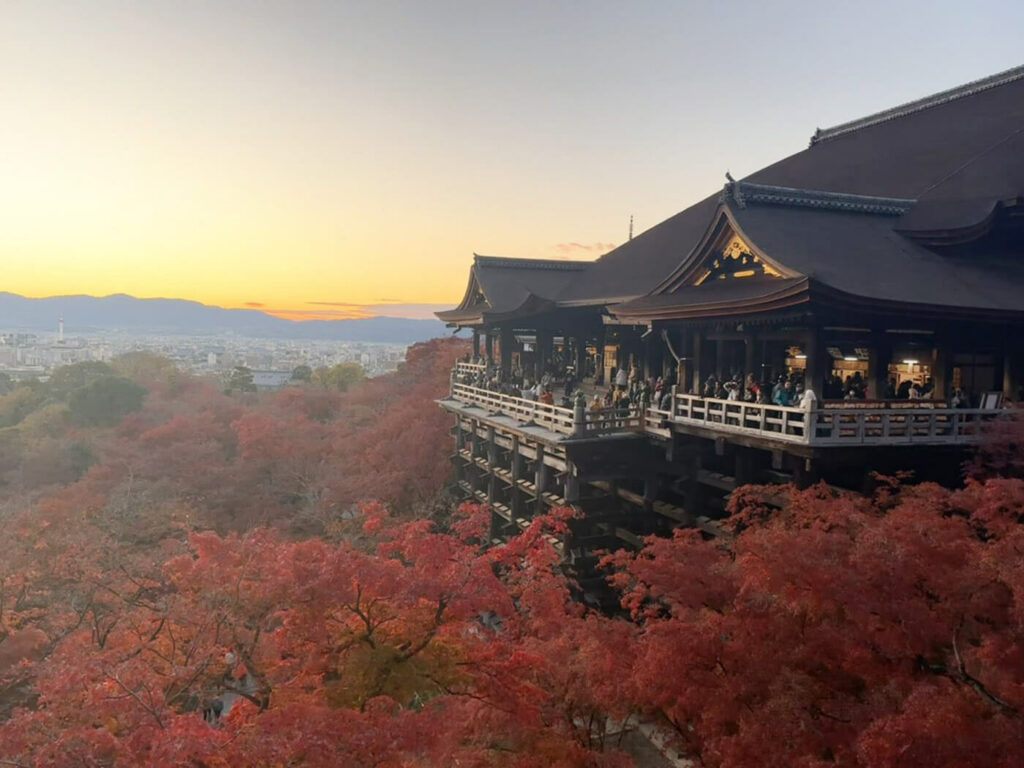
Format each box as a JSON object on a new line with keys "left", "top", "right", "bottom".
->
{"left": 58, "top": 315, "right": 64, "bottom": 345}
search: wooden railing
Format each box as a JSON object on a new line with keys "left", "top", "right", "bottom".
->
{"left": 582, "top": 406, "right": 644, "bottom": 436}
{"left": 668, "top": 393, "right": 1002, "bottom": 447}
{"left": 448, "top": 371, "right": 1005, "bottom": 447}
{"left": 806, "top": 407, "right": 998, "bottom": 445}
{"left": 671, "top": 393, "right": 810, "bottom": 444}
{"left": 455, "top": 361, "right": 487, "bottom": 378}
{"left": 449, "top": 382, "right": 641, "bottom": 437}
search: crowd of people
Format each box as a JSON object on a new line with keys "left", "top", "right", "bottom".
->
{"left": 699, "top": 371, "right": 817, "bottom": 409}
{"left": 458, "top": 354, "right": 979, "bottom": 413}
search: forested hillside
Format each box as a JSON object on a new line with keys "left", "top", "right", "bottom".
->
{"left": 0, "top": 341, "right": 1021, "bottom": 767}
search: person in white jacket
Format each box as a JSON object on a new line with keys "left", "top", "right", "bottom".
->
{"left": 798, "top": 386, "right": 818, "bottom": 410}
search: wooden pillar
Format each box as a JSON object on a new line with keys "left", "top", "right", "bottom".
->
{"left": 1004, "top": 347, "right": 1024, "bottom": 402}
{"left": 472, "top": 329, "right": 480, "bottom": 359}
{"left": 535, "top": 329, "right": 552, "bottom": 381}
{"left": 643, "top": 473, "right": 657, "bottom": 515}
{"left": 868, "top": 331, "right": 892, "bottom": 399}
{"left": 486, "top": 426, "right": 497, "bottom": 503}
{"left": 510, "top": 435, "right": 521, "bottom": 515}
{"left": 794, "top": 457, "right": 820, "bottom": 490}
{"left": 735, "top": 447, "right": 759, "bottom": 485}
{"left": 467, "top": 419, "right": 479, "bottom": 492}
{"left": 713, "top": 339, "right": 724, "bottom": 379}
{"left": 691, "top": 330, "right": 704, "bottom": 394}
{"left": 484, "top": 332, "right": 494, "bottom": 365}
{"left": 564, "top": 460, "right": 580, "bottom": 503}
{"left": 574, "top": 334, "right": 587, "bottom": 378}
{"left": 534, "top": 445, "right": 548, "bottom": 515}
{"left": 744, "top": 333, "right": 756, "bottom": 383}
{"left": 932, "top": 341, "right": 951, "bottom": 401}
{"left": 453, "top": 414, "right": 464, "bottom": 484}
{"left": 681, "top": 448, "right": 701, "bottom": 522}
{"left": 804, "top": 324, "right": 828, "bottom": 393}
{"left": 500, "top": 326, "right": 514, "bottom": 374}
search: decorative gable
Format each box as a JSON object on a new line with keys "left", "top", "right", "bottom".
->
{"left": 693, "top": 234, "right": 784, "bottom": 285}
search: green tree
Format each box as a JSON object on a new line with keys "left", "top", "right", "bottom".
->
{"left": 0, "top": 386, "right": 47, "bottom": 428}
{"left": 111, "top": 352, "right": 179, "bottom": 383}
{"left": 46, "top": 361, "right": 116, "bottom": 399}
{"left": 311, "top": 362, "right": 365, "bottom": 392}
{"left": 226, "top": 366, "right": 257, "bottom": 394}
{"left": 67, "top": 376, "right": 146, "bottom": 427}
{"left": 291, "top": 364, "right": 313, "bottom": 383}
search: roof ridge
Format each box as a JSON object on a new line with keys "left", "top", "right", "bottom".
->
{"left": 725, "top": 180, "right": 915, "bottom": 215}
{"left": 809, "top": 64, "right": 1024, "bottom": 145}
{"left": 473, "top": 254, "right": 588, "bottom": 271}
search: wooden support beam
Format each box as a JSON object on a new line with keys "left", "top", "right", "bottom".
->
{"left": 500, "top": 326, "right": 514, "bottom": 374}
{"left": 804, "top": 323, "right": 829, "bottom": 393}
{"left": 744, "top": 333, "right": 756, "bottom": 384}
{"left": 691, "top": 330, "right": 704, "bottom": 395}
{"left": 868, "top": 330, "right": 892, "bottom": 400}
{"left": 564, "top": 460, "right": 580, "bottom": 503}
{"left": 510, "top": 435, "right": 521, "bottom": 515}
{"left": 933, "top": 341, "right": 951, "bottom": 400}
{"left": 535, "top": 444, "right": 548, "bottom": 515}
{"left": 484, "top": 332, "right": 494, "bottom": 365}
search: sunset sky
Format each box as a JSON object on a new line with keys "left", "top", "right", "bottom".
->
{"left": 3, "top": 1, "right": 1022, "bottom": 320}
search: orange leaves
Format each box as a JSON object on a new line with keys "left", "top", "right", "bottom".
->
{"left": 608, "top": 479, "right": 1024, "bottom": 767}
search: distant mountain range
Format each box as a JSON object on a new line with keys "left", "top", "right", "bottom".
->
{"left": 0, "top": 293, "right": 450, "bottom": 344}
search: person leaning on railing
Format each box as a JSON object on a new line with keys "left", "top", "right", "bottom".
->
{"left": 798, "top": 385, "right": 818, "bottom": 410}
{"left": 773, "top": 380, "right": 794, "bottom": 406}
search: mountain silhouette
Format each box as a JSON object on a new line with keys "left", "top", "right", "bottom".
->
{"left": 0, "top": 293, "right": 449, "bottom": 344}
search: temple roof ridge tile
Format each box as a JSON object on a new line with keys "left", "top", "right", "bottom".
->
{"left": 473, "top": 254, "right": 588, "bottom": 271}
{"left": 809, "top": 64, "right": 1024, "bottom": 145}
{"left": 723, "top": 180, "right": 915, "bottom": 215}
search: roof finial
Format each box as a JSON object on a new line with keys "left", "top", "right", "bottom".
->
{"left": 629, "top": 214, "right": 634, "bottom": 241}
{"left": 725, "top": 171, "right": 735, "bottom": 183}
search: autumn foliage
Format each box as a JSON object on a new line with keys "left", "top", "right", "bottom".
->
{"left": 0, "top": 341, "right": 1023, "bottom": 766}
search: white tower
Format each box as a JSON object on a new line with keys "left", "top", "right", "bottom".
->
{"left": 58, "top": 315, "right": 65, "bottom": 345}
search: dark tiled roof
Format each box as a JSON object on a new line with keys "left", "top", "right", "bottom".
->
{"left": 615, "top": 277, "right": 808, "bottom": 318}
{"left": 436, "top": 254, "right": 591, "bottom": 324}
{"left": 896, "top": 126, "right": 1024, "bottom": 235}
{"left": 474, "top": 255, "right": 586, "bottom": 272}
{"left": 440, "top": 65, "right": 1024, "bottom": 321}
{"left": 729, "top": 202, "right": 1024, "bottom": 314}
{"left": 809, "top": 64, "right": 1024, "bottom": 145}
{"left": 725, "top": 181, "right": 914, "bottom": 216}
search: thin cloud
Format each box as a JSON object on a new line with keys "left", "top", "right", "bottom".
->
{"left": 554, "top": 242, "right": 617, "bottom": 257}
{"left": 244, "top": 301, "right": 265, "bottom": 308}
{"left": 266, "top": 307, "right": 373, "bottom": 321}
{"left": 263, "top": 302, "right": 452, "bottom": 321}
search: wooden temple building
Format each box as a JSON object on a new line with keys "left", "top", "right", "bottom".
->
{"left": 436, "top": 66, "right": 1024, "bottom": 579}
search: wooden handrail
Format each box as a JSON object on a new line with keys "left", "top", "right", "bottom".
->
{"left": 666, "top": 392, "right": 1003, "bottom": 446}
{"left": 448, "top": 369, "right": 1005, "bottom": 447}
{"left": 449, "top": 382, "right": 642, "bottom": 437}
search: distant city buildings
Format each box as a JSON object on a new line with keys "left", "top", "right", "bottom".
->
{"left": 0, "top": 322, "right": 409, "bottom": 382}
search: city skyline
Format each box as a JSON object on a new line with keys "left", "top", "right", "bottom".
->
{"left": 3, "top": 1, "right": 1023, "bottom": 319}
